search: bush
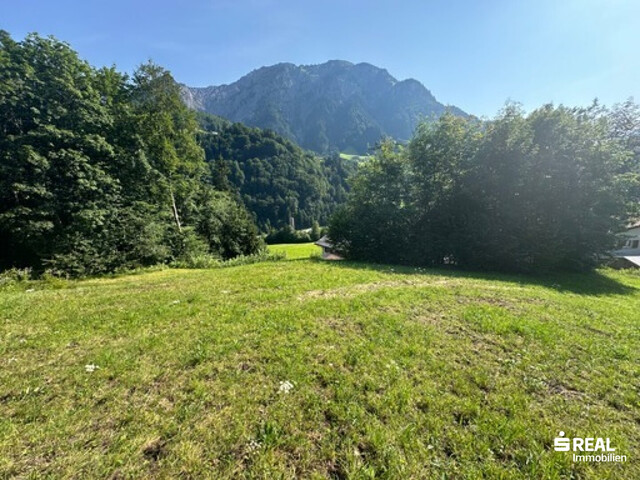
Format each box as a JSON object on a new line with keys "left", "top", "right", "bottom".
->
{"left": 193, "top": 191, "right": 263, "bottom": 259}
{"left": 310, "top": 221, "right": 322, "bottom": 241}
{"left": 331, "top": 105, "right": 636, "bottom": 273}
{"left": 172, "top": 249, "right": 285, "bottom": 269}
{"left": 0, "top": 268, "right": 32, "bottom": 288}
{"left": 265, "top": 226, "right": 312, "bottom": 244}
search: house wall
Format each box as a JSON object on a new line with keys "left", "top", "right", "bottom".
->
{"left": 321, "top": 247, "right": 343, "bottom": 260}
{"left": 616, "top": 227, "right": 640, "bottom": 255}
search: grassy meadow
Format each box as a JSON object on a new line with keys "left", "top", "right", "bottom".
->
{"left": 339, "top": 153, "right": 371, "bottom": 162}
{"left": 268, "top": 243, "right": 322, "bottom": 260}
{"left": 1, "top": 245, "right": 639, "bottom": 478}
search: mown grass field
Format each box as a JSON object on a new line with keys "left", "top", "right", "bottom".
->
{"left": 1, "top": 248, "right": 639, "bottom": 479}
{"left": 268, "top": 242, "right": 321, "bottom": 260}
{"left": 339, "top": 153, "right": 371, "bottom": 162}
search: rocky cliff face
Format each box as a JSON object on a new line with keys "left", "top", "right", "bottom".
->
{"left": 182, "top": 60, "right": 466, "bottom": 153}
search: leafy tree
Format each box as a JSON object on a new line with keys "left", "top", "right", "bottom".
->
{"left": 0, "top": 32, "right": 261, "bottom": 275}
{"left": 606, "top": 98, "right": 640, "bottom": 219}
{"left": 129, "top": 62, "right": 207, "bottom": 233}
{"left": 0, "top": 31, "right": 121, "bottom": 272}
{"left": 406, "top": 113, "right": 480, "bottom": 264}
{"left": 455, "top": 104, "right": 630, "bottom": 271}
{"left": 331, "top": 104, "right": 636, "bottom": 272}
{"left": 329, "top": 140, "right": 413, "bottom": 263}
{"left": 191, "top": 188, "right": 261, "bottom": 259}
{"left": 310, "top": 221, "right": 322, "bottom": 241}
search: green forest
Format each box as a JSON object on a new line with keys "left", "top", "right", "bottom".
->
{"left": 0, "top": 32, "right": 264, "bottom": 275}
{"left": 330, "top": 104, "right": 640, "bottom": 272}
{"left": 0, "top": 32, "right": 357, "bottom": 276}
{"left": 2, "top": 31, "right": 639, "bottom": 277}
{"left": 198, "top": 117, "right": 357, "bottom": 230}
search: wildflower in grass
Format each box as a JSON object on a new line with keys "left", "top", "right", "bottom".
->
{"left": 246, "top": 439, "right": 261, "bottom": 454}
{"left": 85, "top": 364, "right": 99, "bottom": 373}
{"left": 170, "top": 300, "right": 181, "bottom": 305}
{"left": 278, "top": 380, "right": 294, "bottom": 393}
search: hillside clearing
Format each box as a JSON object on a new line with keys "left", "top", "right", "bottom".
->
{"left": 268, "top": 242, "right": 321, "bottom": 260}
{"left": 1, "top": 259, "right": 639, "bottom": 479}
{"left": 339, "top": 153, "right": 371, "bottom": 161}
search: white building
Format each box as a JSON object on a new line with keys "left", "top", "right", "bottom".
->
{"left": 612, "top": 222, "right": 640, "bottom": 268}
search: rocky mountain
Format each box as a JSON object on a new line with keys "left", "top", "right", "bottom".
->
{"left": 182, "top": 60, "right": 466, "bottom": 154}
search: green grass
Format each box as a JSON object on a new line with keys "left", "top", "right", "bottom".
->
{"left": 1, "top": 260, "right": 639, "bottom": 479}
{"left": 339, "top": 153, "right": 371, "bottom": 161}
{"left": 268, "top": 242, "right": 321, "bottom": 260}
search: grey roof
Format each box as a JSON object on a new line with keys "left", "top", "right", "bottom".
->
{"left": 620, "top": 256, "right": 640, "bottom": 267}
{"left": 314, "top": 235, "right": 333, "bottom": 249}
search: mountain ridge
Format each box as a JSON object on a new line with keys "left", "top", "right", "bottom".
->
{"left": 182, "top": 60, "right": 466, "bottom": 153}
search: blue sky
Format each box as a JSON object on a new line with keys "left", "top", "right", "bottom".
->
{"left": 2, "top": 0, "right": 638, "bottom": 117}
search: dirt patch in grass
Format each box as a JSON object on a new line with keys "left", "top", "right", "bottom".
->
{"left": 544, "top": 380, "right": 586, "bottom": 399}
{"left": 142, "top": 437, "right": 167, "bottom": 461}
{"left": 297, "top": 278, "right": 533, "bottom": 302}
{"left": 297, "top": 278, "right": 460, "bottom": 301}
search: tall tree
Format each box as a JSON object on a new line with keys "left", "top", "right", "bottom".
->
{"left": 130, "top": 62, "right": 207, "bottom": 232}
{"left": 0, "top": 31, "right": 121, "bottom": 272}
{"left": 0, "top": 33, "right": 261, "bottom": 275}
{"left": 330, "top": 140, "right": 413, "bottom": 263}
{"left": 331, "top": 103, "right": 635, "bottom": 272}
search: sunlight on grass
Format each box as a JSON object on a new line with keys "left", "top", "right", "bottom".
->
{"left": 1, "top": 261, "right": 639, "bottom": 478}
{"left": 268, "top": 242, "right": 321, "bottom": 260}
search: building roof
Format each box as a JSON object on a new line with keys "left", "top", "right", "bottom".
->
{"left": 314, "top": 235, "right": 333, "bottom": 249}
{"left": 620, "top": 256, "right": 640, "bottom": 267}
{"left": 624, "top": 220, "right": 640, "bottom": 230}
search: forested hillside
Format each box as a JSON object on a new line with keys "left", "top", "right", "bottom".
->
{"left": 0, "top": 32, "right": 260, "bottom": 276}
{"left": 197, "top": 117, "right": 358, "bottom": 230}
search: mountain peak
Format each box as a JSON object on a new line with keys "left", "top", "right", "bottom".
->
{"left": 183, "top": 61, "right": 465, "bottom": 153}
{"left": 323, "top": 59, "right": 354, "bottom": 67}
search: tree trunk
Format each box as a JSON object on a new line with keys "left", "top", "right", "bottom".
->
{"left": 169, "top": 186, "right": 182, "bottom": 232}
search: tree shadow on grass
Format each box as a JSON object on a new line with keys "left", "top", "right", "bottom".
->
{"left": 310, "top": 258, "right": 637, "bottom": 297}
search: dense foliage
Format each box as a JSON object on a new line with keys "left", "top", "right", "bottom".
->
{"left": 198, "top": 117, "right": 358, "bottom": 230}
{"left": 0, "top": 32, "right": 260, "bottom": 276}
{"left": 264, "top": 222, "right": 323, "bottom": 245}
{"left": 330, "top": 104, "right": 639, "bottom": 272}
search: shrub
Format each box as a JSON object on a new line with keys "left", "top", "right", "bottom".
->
{"left": 172, "top": 249, "right": 285, "bottom": 269}
{"left": 265, "top": 226, "right": 312, "bottom": 244}
{"left": 0, "top": 268, "right": 32, "bottom": 288}
{"left": 331, "top": 105, "right": 636, "bottom": 273}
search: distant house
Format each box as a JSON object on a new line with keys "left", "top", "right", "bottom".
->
{"left": 611, "top": 222, "right": 640, "bottom": 268}
{"left": 314, "top": 235, "right": 343, "bottom": 260}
